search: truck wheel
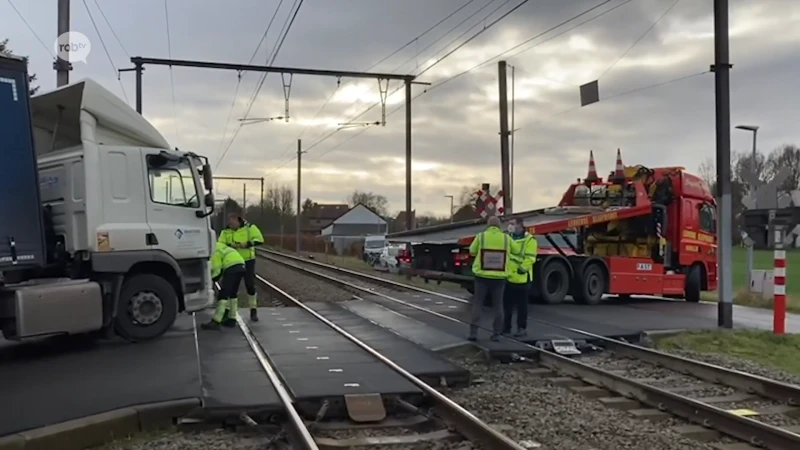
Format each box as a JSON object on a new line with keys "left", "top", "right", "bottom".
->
{"left": 684, "top": 265, "right": 702, "bottom": 303}
{"left": 534, "top": 261, "right": 570, "bottom": 304}
{"left": 114, "top": 274, "right": 179, "bottom": 342}
{"left": 574, "top": 263, "right": 606, "bottom": 305}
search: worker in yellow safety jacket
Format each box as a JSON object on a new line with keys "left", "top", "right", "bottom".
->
{"left": 218, "top": 214, "right": 264, "bottom": 321}
{"left": 468, "top": 216, "right": 521, "bottom": 341}
{"left": 201, "top": 242, "right": 246, "bottom": 331}
{"left": 503, "top": 218, "right": 538, "bottom": 338}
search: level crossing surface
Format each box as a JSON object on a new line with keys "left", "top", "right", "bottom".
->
{"left": 248, "top": 304, "right": 467, "bottom": 400}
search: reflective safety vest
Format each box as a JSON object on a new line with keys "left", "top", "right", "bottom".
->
{"left": 507, "top": 233, "right": 538, "bottom": 284}
{"left": 218, "top": 221, "right": 264, "bottom": 261}
{"left": 211, "top": 243, "right": 246, "bottom": 279}
{"left": 469, "top": 226, "right": 518, "bottom": 279}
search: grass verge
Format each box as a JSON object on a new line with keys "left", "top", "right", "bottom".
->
{"left": 653, "top": 329, "right": 800, "bottom": 376}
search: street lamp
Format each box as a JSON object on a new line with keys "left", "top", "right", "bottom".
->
{"left": 735, "top": 124, "right": 759, "bottom": 190}
{"left": 444, "top": 195, "right": 454, "bottom": 223}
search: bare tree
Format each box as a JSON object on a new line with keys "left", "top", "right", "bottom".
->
{"left": 697, "top": 157, "right": 715, "bottom": 187}
{"left": 277, "top": 185, "right": 294, "bottom": 215}
{"left": 348, "top": 190, "right": 389, "bottom": 216}
{"left": 0, "top": 39, "right": 39, "bottom": 95}
{"left": 766, "top": 144, "right": 800, "bottom": 191}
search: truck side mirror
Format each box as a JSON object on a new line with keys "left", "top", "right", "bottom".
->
{"left": 202, "top": 164, "right": 213, "bottom": 190}
{"left": 204, "top": 192, "right": 215, "bottom": 207}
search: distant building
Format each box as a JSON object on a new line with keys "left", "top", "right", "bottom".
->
{"left": 320, "top": 204, "right": 388, "bottom": 254}
{"left": 391, "top": 210, "right": 416, "bottom": 232}
{"left": 301, "top": 203, "right": 350, "bottom": 235}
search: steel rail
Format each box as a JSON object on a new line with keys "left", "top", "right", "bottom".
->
{"left": 259, "top": 249, "right": 800, "bottom": 404}
{"left": 252, "top": 273, "right": 527, "bottom": 450}
{"left": 260, "top": 250, "right": 800, "bottom": 449}
{"left": 214, "top": 281, "right": 319, "bottom": 449}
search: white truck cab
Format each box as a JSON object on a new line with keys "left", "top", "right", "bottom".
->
{"left": 0, "top": 71, "right": 216, "bottom": 342}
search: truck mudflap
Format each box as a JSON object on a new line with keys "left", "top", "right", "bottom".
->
{"left": 0, "top": 279, "right": 103, "bottom": 340}
{"left": 183, "top": 283, "right": 214, "bottom": 312}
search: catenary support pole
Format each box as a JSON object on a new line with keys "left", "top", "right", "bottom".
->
{"left": 714, "top": 0, "right": 734, "bottom": 328}
{"left": 774, "top": 227, "right": 786, "bottom": 335}
{"left": 260, "top": 177, "right": 265, "bottom": 225}
{"left": 296, "top": 139, "right": 303, "bottom": 253}
{"left": 498, "top": 61, "right": 512, "bottom": 215}
{"left": 405, "top": 79, "right": 413, "bottom": 230}
{"left": 56, "top": 0, "right": 70, "bottom": 87}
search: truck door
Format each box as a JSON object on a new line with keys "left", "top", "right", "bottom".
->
{"left": 142, "top": 151, "right": 208, "bottom": 260}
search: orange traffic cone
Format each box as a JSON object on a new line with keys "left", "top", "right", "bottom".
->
{"left": 612, "top": 149, "right": 625, "bottom": 182}
{"left": 585, "top": 150, "right": 599, "bottom": 183}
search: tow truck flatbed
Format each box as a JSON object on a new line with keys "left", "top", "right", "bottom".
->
{"left": 386, "top": 203, "right": 652, "bottom": 245}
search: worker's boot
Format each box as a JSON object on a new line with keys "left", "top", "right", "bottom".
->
{"left": 220, "top": 309, "right": 236, "bottom": 327}
{"left": 250, "top": 308, "right": 259, "bottom": 322}
{"left": 201, "top": 320, "right": 221, "bottom": 331}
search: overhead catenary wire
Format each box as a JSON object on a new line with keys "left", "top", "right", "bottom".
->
{"left": 92, "top": 0, "right": 130, "bottom": 58}
{"left": 308, "top": 0, "right": 637, "bottom": 161}
{"left": 292, "top": 0, "right": 483, "bottom": 147}
{"left": 6, "top": 0, "right": 55, "bottom": 58}
{"left": 301, "top": 0, "right": 532, "bottom": 157}
{"left": 216, "top": 0, "right": 287, "bottom": 159}
{"left": 81, "top": 0, "right": 129, "bottom": 104}
{"left": 596, "top": 0, "right": 682, "bottom": 80}
{"left": 215, "top": 0, "right": 305, "bottom": 171}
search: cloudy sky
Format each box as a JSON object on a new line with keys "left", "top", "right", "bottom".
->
{"left": 5, "top": 0, "right": 799, "bottom": 217}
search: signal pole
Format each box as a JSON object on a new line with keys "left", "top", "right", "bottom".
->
{"left": 55, "top": 0, "right": 71, "bottom": 87}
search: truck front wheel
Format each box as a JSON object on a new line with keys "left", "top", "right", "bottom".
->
{"left": 684, "top": 265, "right": 702, "bottom": 303}
{"left": 114, "top": 274, "right": 179, "bottom": 342}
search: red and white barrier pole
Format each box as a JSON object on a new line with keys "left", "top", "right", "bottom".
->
{"left": 773, "top": 229, "right": 786, "bottom": 335}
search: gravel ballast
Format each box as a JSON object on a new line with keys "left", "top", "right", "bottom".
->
{"left": 442, "top": 355, "right": 718, "bottom": 450}
{"left": 257, "top": 257, "right": 359, "bottom": 303}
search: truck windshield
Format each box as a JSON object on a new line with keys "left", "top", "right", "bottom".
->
{"left": 147, "top": 155, "right": 201, "bottom": 208}
{"left": 365, "top": 240, "right": 385, "bottom": 249}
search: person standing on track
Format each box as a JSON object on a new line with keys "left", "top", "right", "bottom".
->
{"left": 201, "top": 242, "right": 246, "bottom": 331}
{"left": 218, "top": 213, "right": 264, "bottom": 322}
{"left": 467, "top": 216, "right": 520, "bottom": 342}
{"left": 503, "top": 218, "right": 537, "bottom": 338}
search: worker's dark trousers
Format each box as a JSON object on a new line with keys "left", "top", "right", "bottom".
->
{"left": 219, "top": 265, "right": 246, "bottom": 301}
{"left": 244, "top": 259, "right": 257, "bottom": 297}
{"left": 503, "top": 282, "right": 529, "bottom": 332}
{"left": 470, "top": 277, "right": 506, "bottom": 336}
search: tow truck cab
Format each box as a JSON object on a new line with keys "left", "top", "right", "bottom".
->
{"left": 392, "top": 150, "right": 717, "bottom": 305}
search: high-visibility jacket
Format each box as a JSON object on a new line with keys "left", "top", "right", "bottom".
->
{"left": 211, "top": 243, "right": 245, "bottom": 279}
{"left": 218, "top": 221, "right": 264, "bottom": 261}
{"left": 468, "top": 226, "right": 520, "bottom": 279}
{"left": 507, "top": 233, "right": 538, "bottom": 284}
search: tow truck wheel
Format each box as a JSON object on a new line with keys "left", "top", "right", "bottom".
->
{"left": 574, "top": 263, "right": 606, "bottom": 305}
{"left": 684, "top": 265, "right": 702, "bottom": 303}
{"left": 114, "top": 274, "right": 179, "bottom": 342}
{"left": 534, "top": 261, "right": 570, "bottom": 304}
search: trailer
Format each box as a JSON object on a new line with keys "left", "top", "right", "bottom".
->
{"left": 388, "top": 150, "right": 718, "bottom": 305}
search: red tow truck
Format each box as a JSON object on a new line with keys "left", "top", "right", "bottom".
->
{"left": 387, "top": 150, "right": 718, "bottom": 304}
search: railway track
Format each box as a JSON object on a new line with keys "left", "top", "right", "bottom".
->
{"left": 215, "top": 274, "right": 527, "bottom": 449}
{"left": 258, "top": 248, "right": 800, "bottom": 450}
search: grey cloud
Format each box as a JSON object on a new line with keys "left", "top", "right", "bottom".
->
{"left": 5, "top": 0, "right": 799, "bottom": 215}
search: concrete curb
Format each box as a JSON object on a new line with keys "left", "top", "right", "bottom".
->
{"left": 0, "top": 398, "right": 201, "bottom": 450}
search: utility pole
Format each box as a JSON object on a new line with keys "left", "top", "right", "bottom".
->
{"left": 404, "top": 79, "right": 413, "bottom": 230}
{"left": 296, "top": 139, "right": 304, "bottom": 253}
{"left": 510, "top": 64, "right": 516, "bottom": 202}
{"left": 498, "top": 61, "right": 512, "bottom": 215}
{"left": 445, "top": 195, "right": 454, "bottom": 223}
{"left": 55, "top": 0, "right": 71, "bottom": 87}
{"left": 714, "top": 0, "right": 733, "bottom": 328}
